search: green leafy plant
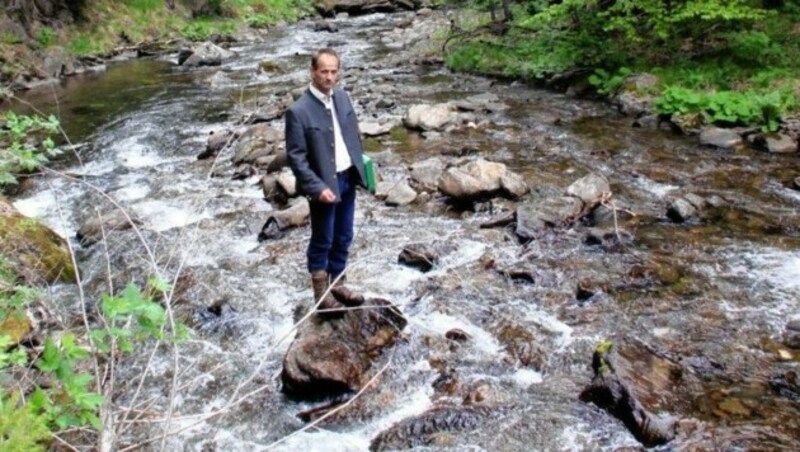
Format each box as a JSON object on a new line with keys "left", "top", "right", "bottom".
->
{"left": 36, "top": 27, "right": 57, "bottom": 48}
{"left": 588, "top": 67, "right": 632, "bottom": 95}
{"left": 0, "top": 112, "right": 61, "bottom": 186}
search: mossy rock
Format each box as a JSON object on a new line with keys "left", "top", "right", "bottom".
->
{"left": 0, "top": 198, "right": 75, "bottom": 285}
{"left": 0, "top": 312, "right": 31, "bottom": 344}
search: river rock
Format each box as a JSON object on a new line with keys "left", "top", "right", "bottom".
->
{"left": 499, "top": 170, "right": 529, "bottom": 198}
{"left": 765, "top": 133, "right": 798, "bottom": 154}
{"left": 783, "top": 319, "right": 800, "bottom": 349}
{"left": 232, "top": 124, "right": 283, "bottom": 165}
{"left": 494, "top": 322, "right": 544, "bottom": 369}
{"left": 258, "top": 197, "right": 309, "bottom": 240}
{"left": 699, "top": 127, "right": 742, "bottom": 149}
{"left": 42, "top": 47, "right": 75, "bottom": 78}
{"left": 515, "top": 196, "right": 584, "bottom": 239}
{"left": 370, "top": 405, "right": 496, "bottom": 451}
{"left": 404, "top": 103, "right": 454, "bottom": 131}
{"left": 77, "top": 209, "right": 141, "bottom": 247}
{"left": 793, "top": 177, "right": 800, "bottom": 191}
{"left": 179, "top": 42, "right": 234, "bottom": 67}
{"left": 580, "top": 339, "right": 678, "bottom": 447}
{"left": 409, "top": 157, "right": 444, "bottom": 192}
{"left": 262, "top": 173, "right": 290, "bottom": 205}
{"left": 0, "top": 198, "right": 75, "bottom": 285}
{"left": 445, "top": 329, "right": 471, "bottom": 342}
{"left": 439, "top": 159, "right": 526, "bottom": 202}
{"left": 666, "top": 197, "right": 697, "bottom": 223}
{"left": 452, "top": 93, "right": 506, "bottom": 113}
{"left": 276, "top": 170, "right": 297, "bottom": 197}
{"left": 199, "top": 129, "right": 235, "bottom": 159}
{"left": 313, "top": 20, "right": 338, "bottom": 32}
{"left": 282, "top": 295, "right": 406, "bottom": 400}
{"left": 360, "top": 121, "right": 393, "bottom": 137}
{"left": 566, "top": 172, "right": 611, "bottom": 206}
{"left": 385, "top": 180, "right": 417, "bottom": 206}
{"left": 590, "top": 201, "right": 634, "bottom": 227}
{"left": 398, "top": 243, "right": 437, "bottom": 272}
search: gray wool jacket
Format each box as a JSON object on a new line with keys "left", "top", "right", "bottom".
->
{"left": 285, "top": 87, "right": 366, "bottom": 201}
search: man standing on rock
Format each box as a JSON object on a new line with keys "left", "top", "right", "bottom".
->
{"left": 285, "top": 48, "right": 367, "bottom": 316}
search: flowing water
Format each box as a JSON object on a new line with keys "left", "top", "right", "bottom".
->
{"left": 5, "top": 10, "right": 800, "bottom": 451}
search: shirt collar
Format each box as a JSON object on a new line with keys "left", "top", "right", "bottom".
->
{"left": 309, "top": 83, "right": 334, "bottom": 105}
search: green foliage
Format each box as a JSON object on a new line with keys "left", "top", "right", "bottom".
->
{"left": 655, "top": 86, "right": 795, "bottom": 131}
{"left": 36, "top": 27, "right": 57, "bottom": 48}
{"left": 180, "top": 19, "right": 236, "bottom": 41}
{"left": 0, "top": 112, "right": 61, "bottom": 187}
{"left": 0, "top": 390, "right": 50, "bottom": 451}
{"left": 588, "top": 67, "right": 633, "bottom": 95}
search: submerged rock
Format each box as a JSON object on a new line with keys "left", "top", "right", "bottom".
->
{"left": 580, "top": 339, "right": 678, "bottom": 447}
{"left": 370, "top": 405, "right": 496, "bottom": 451}
{"left": 282, "top": 295, "right": 406, "bottom": 400}
{"left": 398, "top": 243, "right": 437, "bottom": 272}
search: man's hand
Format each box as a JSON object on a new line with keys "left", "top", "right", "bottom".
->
{"left": 318, "top": 188, "right": 336, "bottom": 203}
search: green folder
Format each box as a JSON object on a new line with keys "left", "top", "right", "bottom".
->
{"left": 363, "top": 154, "right": 376, "bottom": 194}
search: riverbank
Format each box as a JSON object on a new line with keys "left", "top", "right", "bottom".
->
{"left": 440, "top": 2, "right": 800, "bottom": 149}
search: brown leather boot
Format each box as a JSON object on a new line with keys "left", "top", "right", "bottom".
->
{"left": 311, "top": 270, "right": 344, "bottom": 317}
{"left": 329, "top": 273, "right": 365, "bottom": 307}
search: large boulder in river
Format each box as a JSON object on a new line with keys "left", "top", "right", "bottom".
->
{"left": 282, "top": 295, "right": 407, "bottom": 400}
{"left": 0, "top": 198, "right": 74, "bottom": 285}
{"left": 438, "top": 159, "right": 528, "bottom": 202}
{"left": 178, "top": 42, "right": 234, "bottom": 67}
{"left": 404, "top": 103, "right": 455, "bottom": 131}
{"left": 232, "top": 124, "right": 283, "bottom": 165}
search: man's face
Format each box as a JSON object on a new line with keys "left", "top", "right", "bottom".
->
{"left": 311, "top": 53, "right": 339, "bottom": 95}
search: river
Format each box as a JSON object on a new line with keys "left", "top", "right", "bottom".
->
{"left": 6, "top": 10, "right": 800, "bottom": 451}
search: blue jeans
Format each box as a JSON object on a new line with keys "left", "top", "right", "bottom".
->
{"left": 307, "top": 169, "right": 356, "bottom": 279}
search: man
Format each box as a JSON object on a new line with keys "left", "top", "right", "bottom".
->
{"left": 285, "top": 48, "right": 367, "bottom": 315}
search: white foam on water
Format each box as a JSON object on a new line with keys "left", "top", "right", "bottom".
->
{"left": 510, "top": 368, "right": 543, "bottom": 387}
{"left": 12, "top": 187, "right": 75, "bottom": 237}
{"left": 433, "top": 239, "right": 487, "bottom": 273}
{"left": 411, "top": 311, "right": 503, "bottom": 357}
{"left": 362, "top": 265, "right": 422, "bottom": 293}
{"left": 524, "top": 306, "right": 574, "bottom": 349}
{"left": 109, "top": 135, "right": 167, "bottom": 169}
{"left": 634, "top": 175, "right": 678, "bottom": 198}
{"left": 132, "top": 199, "right": 212, "bottom": 232}
{"left": 67, "top": 158, "right": 115, "bottom": 176}
{"left": 112, "top": 183, "right": 150, "bottom": 201}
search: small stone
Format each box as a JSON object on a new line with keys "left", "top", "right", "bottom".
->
{"left": 667, "top": 198, "right": 697, "bottom": 223}
{"left": 766, "top": 133, "right": 798, "bottom": 154}
{"left": 445, "top": 329, "right": 471, "bottom": 342}
{"left": 684, "top": 193, "right": 706, "bottom": 209}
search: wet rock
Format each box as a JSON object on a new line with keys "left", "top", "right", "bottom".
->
{"left": 398, "top": 243, "right": 437, "bottom": 272}
{"left": 199, "top": 129, "right": 235, "bottom": 159}
{"left": 232, "top": 124, "right": 283, "bottom": 165}
{"left": 409, "top": 157, "right": 445, "bottom": 192}
{"left": 765, "top": 133, "right": 798, "bottom": 154}
{"left": 666, "top": 197, "right": 697, "bottom": 223}
{"left": 404, "top": 103, "right": 454, "bottom": 131}
{"left": 566, "top": 172, "right": 611, "bottom": 206}
{"left": 590, "top": 202, "right": 634, "bottom": 228}
{"left": 515, "top": 196, "right": 584, "bottom": 239}
{"left": 497, "top": 265, "right": 535, "bottom": 284}
{"left": 257, "top": 197, "right": 309, "bottom": 241}
{"left": 259, "top": 149, "right": 288, "bottom": 173}
{"left": 194, "top": 298, "right": 240, "bottom": 335}
{"left": 683, "top": 193, "right": 707, "bottom": 209}
{"left": 580, "top": 340, "right": 677, "bottom": 447}
{"left": 575, "top": 280, "right": 597, "bottom": 301}
{"left": 375, "top": 98, "right": 395, "bottom": 109}
{"left": 282, "top": 296, "right": 406, "bottom": 400}
{"left": 499, "top": 170, "right": 529, "bottom": 198}
{"left": 385, "top": 180, "right": 417, "bottom": 206}
{"left": 445, "top": 329, "right": 471, "bottom": 343}
{"left": 0, "top": 198, "right": 75, "bottom": 285}
{"left": 793, "top": 176, "right": 800, "bottom": 191}
{"left": 769, "top": 370, "right": 800, "bottom": 401}
{"left": 77, "top": 209, "right": 141, "bottom": 247}
{"left": 360, "top": 121, "right": 393, "bottom": 137}
{"left": 42, "top": 47, "right": 75, "bottom": 78}
{"left": 179, "top": 42, "right": 234, "bottom": 67}
{"left": 206, "top": 71, "right": 233, "bottom": 88}
{"left": 783, "top": 319, "right": 800, "bottom": 349}
{"left": 313, "top": 20, "right": 338, "bottom": 32}
{"left": 584, "top": 227, "right": 634, "bottom": 248}
{"left": 261, "top": 173, "right": 290, "bottom": 206}
{"left": 258, "top": 60, "right": 285, "bottom": 73}
{"left": 439, "top": 159, "right": 526, "bottom": 202}
{"left": 432, "top": 368, "right": 460, "bottom": 395}
{"left": 699, "top": 127, "right": 742, "bottom": 149}
{"left": 370, "top": 405, "right": 495, "bottom": 451}
{"left": 494, "top": 323, "right": 544, "bottom": 369}
{"left": 276, "top": 170, "right": 297, "bottom": 197}
{"left": 452, "top": 93, "right": 506, "bottom": 113}
{"left": 417, "top": 7, "right": 434, "bottom": 16}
